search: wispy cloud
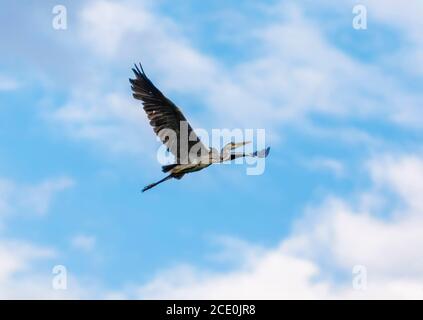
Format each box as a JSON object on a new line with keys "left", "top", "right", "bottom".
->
{"left": 0, "top": 176, "right": 74, "bottom": 220}
{"left": 0, "top": 75, "right": 19, "bottom": 91}
{"left": 71, "top": 234, "right": 96, "bottom": 252}
{"left": 0, "top": 240, "right": 53, "bottom": 283}
{"left": 302, "top": 157, "right": 346, "bottom": 178}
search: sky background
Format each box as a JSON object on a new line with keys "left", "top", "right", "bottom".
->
{"left": 0, "top": 0, "right": 423, "bottom": 298}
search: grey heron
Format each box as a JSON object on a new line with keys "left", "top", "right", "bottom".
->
{"left": 129, "top": 63, "right": 270, "bottom": 192}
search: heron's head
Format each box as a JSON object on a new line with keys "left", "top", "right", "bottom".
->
{"left": 219, "top": 141, "right": 251, "bottom": 161}
{"left": 227, "top": 141, "right": 251, "bottom": 150}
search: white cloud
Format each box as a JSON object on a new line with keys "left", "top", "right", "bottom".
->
{"left": 0, "top": 176, "right": 83, "bottom": 299}
{"left": 368, "top": 155, "right": 423, "bottom": 212}
{"left": 71, "top": 234, "right": 96, "bottom": 252}
{"left": 0, "top": 241, "right": 94, "bottom": 298}
{"left": 50, "top": 92, "right": 150, "bottom": 156}
{"left": 362, "top": 0, "right": 423, "bottom": 76}
{"left": 132, "top": 153, "right": 423, "bottom": 299}
{"left": 22, "top": 177, "right": 75, "bottom": 216}
{"left": 79, "top": 0, "right": 218, "bottom": 90}
{"left": 137, "top": 253, "right": 329, "bottom": 299}
{"left": 0, "top": 240, "right": 53, "bottom": 283}
{"left": 79, "top": 0, "right": 153, "bottom": 58}
{"left": 0, "top": 75, "right": 19, "bottom": 91}
{"left": 0, "top": 176, "right": 74, "bottom": 220}
{"left": 0, "top": 237, "right": 106, "bottom": 299}
{"left": 303, "top": 157, "right": 346, "bottom": 178}
{"left": 0, "top": 240, "right": 73, "bottom": 299}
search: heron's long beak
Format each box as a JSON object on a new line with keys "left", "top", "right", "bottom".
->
{"left": 231, "top": 141, "right": 251, "bottom": 150}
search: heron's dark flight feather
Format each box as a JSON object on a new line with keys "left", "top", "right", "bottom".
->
{"left": 130, "top": 63, "right": 208, "bottom": 163}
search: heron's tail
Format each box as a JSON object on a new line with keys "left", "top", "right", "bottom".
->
{"left": 162, "top": 164, "right": 178, "bottom": 173}
{"left": 142, "top": 175, "right": 173, "bottom": 192}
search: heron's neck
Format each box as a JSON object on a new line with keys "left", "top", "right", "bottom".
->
{"left": 219, "top": 151, "right": 231, "bottom": 162}
{"left": 220, "top": 146, "right": 232, "bottom": 161}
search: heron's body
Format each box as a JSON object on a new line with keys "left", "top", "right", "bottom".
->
{"left": 129, "top": 63, "right": 270, "bottom": 192}
{"left": 172, "top": 163, "right": 211, "bottom": 175}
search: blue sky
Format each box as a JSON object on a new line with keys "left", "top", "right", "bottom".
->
{"left": 0, "top": 0, "right": 423, "bottom": 298}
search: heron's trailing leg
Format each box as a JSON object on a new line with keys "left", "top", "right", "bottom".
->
{"left": 142, "top": 174, "right": 173, "bottom": 192}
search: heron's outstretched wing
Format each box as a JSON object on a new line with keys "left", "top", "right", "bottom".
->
{"left": 129, "top": 63, "right": 208, "bottom": 163}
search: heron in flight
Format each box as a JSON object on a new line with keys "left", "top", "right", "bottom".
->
{"left": 129, "top": 63, "right": 270, "bottom": 192}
